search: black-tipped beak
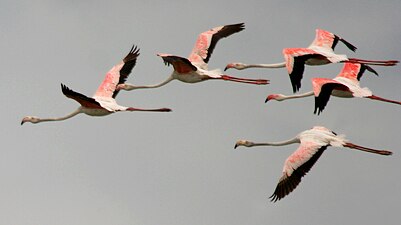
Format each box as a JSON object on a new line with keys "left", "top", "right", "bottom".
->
{"left": 265, "top": 97, "right": 269, "bottom": 103}
{"left": 224, "top": 66, "right": 228, "bottom": 71}
{"left": 234, "top": 144, "right": 238, "bottom": 149}
{"left": 20, "top": 121, "right": 24, "bottom": 125}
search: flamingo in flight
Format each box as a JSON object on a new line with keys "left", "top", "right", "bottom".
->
{"left": 117, "top": 23, "right": 269, "bottom": 91}
{"left": 234, "top": 126, "right": 392, "bottom": 202}
{"left": 225, "top": 29, "right": 398, "bottom": 92}
{"left": 21, "top": 45, "right": 171, "bottom": 125}
{"left": 266, "top": 62, "right": 401, "bottom": 115}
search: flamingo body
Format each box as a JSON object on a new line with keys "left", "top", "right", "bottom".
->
{"left": 225, "top": 29, "right": 397, "bottom": 92}
{"left": 234, "top": 126, "right": 392, "bottom": 202}
{"left": 21, "top": 45, "right": 172, "bottom": 125}
{"left": 117, "top": 23, "right": 269, "bottom": 91}
{"left": 266, "top": 62, "right": 401, "bottom": 114}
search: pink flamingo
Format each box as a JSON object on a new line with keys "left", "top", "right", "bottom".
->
{"left": 234, "top": 126, "right": 392, "bottom": 202}
{"left": 117, "top": 23, "right": 269, "bottom": 91}
{"left": 21, "top": 45, "right": 171, "bottom": 125}
{"left": 225, "top": 29, "right": 398, "bottom": 92}
{"left": 266, "top": 62, "right": 401, "bottom": 115}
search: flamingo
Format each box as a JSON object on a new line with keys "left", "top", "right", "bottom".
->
{"left": 234, "top": 126, "right": 392, "bottom": 202}
{"left": 21, "top": 45, "right": 171, "bottom": 125}
{"left": 266, "top": 62, "right": 401, "bottom": 115}
{"left": 224, "top": 29, "right": 398, "bottom": 92}
{"left": 117, "top": 23, "right": 269, "bottom": 91}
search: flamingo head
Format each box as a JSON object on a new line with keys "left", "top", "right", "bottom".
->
{"left": 265, "top": 94, "right": 286, "bottom": 103}
{"left": 21, "top": 116, "right": 40, "bottom": 125}
{"left": 224, "top": 62, "right": 246, "bottom": 71}
{"left": 234, "top": 140, "right": 255, "bottom": 149}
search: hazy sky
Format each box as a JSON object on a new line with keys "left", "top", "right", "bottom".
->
{"left": 2, "top": 1, "right": 401, "bottom": 225}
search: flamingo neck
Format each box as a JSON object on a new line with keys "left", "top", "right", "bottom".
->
{"left": 281, "top": 91, "right": 314, "bottom": 100}
{"left": 245, "top": 62, "right": 286, "bottom": 69}
{"left": 251, "top": 137, "right": 300, "bottom": 147}
{"left": 37, "top": 108, "right": 82, "bottom": 123}
{"left": 126, "top": 76, "right": 174, "bottom": 90}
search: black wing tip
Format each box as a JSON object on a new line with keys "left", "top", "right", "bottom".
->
{"left": 269, "top": 193, "right": 281, "bottom": 203}
{"left": 290, "top": 75, "right": 301, "bottom": 93}
{"left": 60, "top": 83, "right": 77, "bottom": 97}
{"left": 60, "top": 83, "right": 70, "bottom": 93}
{"left": 315, "top": 104, "right": 324, "bottom": 115}
{"left": 364, "top": 64, "right": 379, "bottom": 76}
{"left": 292, "top": 84, "right": 301, "bottom": 93}
{"left": 229, "top": 22, "right": 245, "bottom": 31}
{"left": 129, "top": 44, "right": 140, "bottom": 55}
{"left": 160, "top": 57, "right": 171, "bottom": 67}
{"left": 234, "top": 22, "right": 245, "bottom": 28}
{"left": 337, "top": 35, "right": 357, "bottom": 52}
{"left": 123, "top": 44, "right": 140, "bottom": 63}
{"left": 226, "top": 22, "right": 245, "bottom": 27}
{"left": 221, "top": 23, "right": 245, "bottom": 33}
{"left": 314, "top": 104, "right": 324, "bottom": 115}
{"left": 290, "top": 79, "right": 301, "bottom": 93}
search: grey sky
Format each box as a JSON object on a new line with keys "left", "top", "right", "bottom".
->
{"left": 2, "top": 1, "right": 401, "bottom": 225}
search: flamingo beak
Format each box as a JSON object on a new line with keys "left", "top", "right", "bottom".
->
{"left": 265, "top": 97, "right": 270, "bottom": 103}
{"left": 234, "top": 144, "right": 238, "bottom": 149}
{"left": 224, "top": 66, "right": 228, "bottom": 71}
{"left": 21, "top": 118, "right": 27, "bottom": 125}
{"left": 162, "top": 108, "right": 172, "bottom": 112}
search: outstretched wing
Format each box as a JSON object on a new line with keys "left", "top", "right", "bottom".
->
{"left": 94, "top": 45, "right": 140, "bottom": 99}
{"left": 283, "top": 48, "right": 318, "bottom": 93}
{"left": 309, "top": 29, "right": 357, "bottom": 52}
{"left": 61, "top": 83, "right": 102, "bottom": 108}
{"left": 336, "top": 62, "right": 378, "bottom": 81}
{"left": 188, "top": 23, "right": 245, "bottom": 69}
{"left": 270, "top": 141, "right": 327, "bottom": 202}
{"left": 312, "top": 78, "right": 348, "bottom": 115}
{"left": 158, "top": 53, "right": 197, "bottom": 73}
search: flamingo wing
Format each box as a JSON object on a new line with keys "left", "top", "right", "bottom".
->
{"left": 359, "top": 64, "right": 378, "bottom": 80}
{"left": 337, "top": 63, "right": 378, "bottom": 81}
{"left": 310, "top": 29, "right": 357, "bottom": 52}
{"left": 335, "top": 62, "right": 361, "bottom": 81}
{"left": 283, "top": 48, "right": 319, "bottom": 92}
{"left": 270, "top": 142, "right": 327, "bottom": 202}
{"left": 339, "top": 62, "right": 379, "bottom": 81}
{"left": 188, "top": 23, "right": 244, "bottom": 69}
{"left": 61, "top": 84, "right": 102, "bottom": 108}
{"left": 288, "top": 56, "right": 308, "bottom": 93}
{"left": 94, "top": 45, "right": 140, "bottom": 99}
{"left": 158, "top": 54, "right": 197, "bottom": 73}
{"left": 313, "top": 78, "right": 348, "bottom": 115}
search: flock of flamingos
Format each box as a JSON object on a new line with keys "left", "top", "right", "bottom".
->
{"left": 21, "top": 23, "right": 399, "bottom": 202}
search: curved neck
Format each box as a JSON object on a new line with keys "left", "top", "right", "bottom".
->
{"left": 37, "top": 108, "right": 81, "bottom": 123}
{"left": 127, "top": 76, "right": 174, "bottom": 90}
{"left": 245, "top": 62, "right": 286, "bottom": 69}
{"left": 282, "top": 91, "right": 314, "bottom": 100}
{"left": 251, "top": 137, "right": 300, "bottom": 147}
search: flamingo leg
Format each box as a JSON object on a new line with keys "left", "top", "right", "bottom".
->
{"left": 366, "top": 95, "right": 401, "bottom": 105}
{"left": 344, "top": 142, "right": 392, "bottom": 155}
{"left": 347, "top": 58, "right": 399, "bottom": 66}
{"left": 126, "top": 107, "right": 172, "bottom": 112}
{"left": 219, "top": 75, "right": 269, "bottom": 85}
